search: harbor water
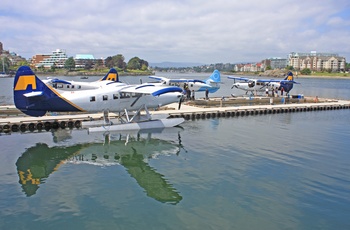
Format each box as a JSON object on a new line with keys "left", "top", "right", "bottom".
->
{"left": 0, "top": 73, "right": 350, "bottom": 229}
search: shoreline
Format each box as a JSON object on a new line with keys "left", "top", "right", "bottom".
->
{"left": 294, "top": 75, "right": 350, "bottom": 79}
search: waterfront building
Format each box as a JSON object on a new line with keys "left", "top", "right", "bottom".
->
{"left": 234, "top": 63, "right": 264, "bottom": 72}
{"left": 262, "top": 57, "right": 288, "bottom": 69}
{"left": 35, "top": 49, "right": 68, "bottom": 68}
{"left": 74, "top": 54, "right": 96, "bottom": 68}
{"left": 31, "top": 54, "right": 51, "bottom": 68}
{"left": 288, "top": 51, "right": 346, "bottom": 72}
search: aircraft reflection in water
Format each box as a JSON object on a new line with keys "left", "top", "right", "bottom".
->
{"left": 16, "top": 128, "right": 185, "bottom": 204}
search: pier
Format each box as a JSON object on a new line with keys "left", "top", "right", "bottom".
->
{"left": 1, "top": 96, "right": 349, "bottom": 133}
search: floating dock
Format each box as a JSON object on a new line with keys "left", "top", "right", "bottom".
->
{"left": 1, "top": 96, "right": 349, "bottom": 133}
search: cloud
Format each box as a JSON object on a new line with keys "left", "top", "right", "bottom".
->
{"left": 1, "top": 0, "right": 350, "bottom": 63}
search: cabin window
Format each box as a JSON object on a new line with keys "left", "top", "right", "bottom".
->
{"left": 57, "top": 84, "right": 63, "bottom": 88}
{"left": 90, "top": 96, "right": 96, "bottom": 102}
{"left": 67, "top": 85, "right": 70, "bottom": 88}
{"left": 72, "top": 85, "right": 75, "bottom": 89}
{"left": 120, "top": 93, "right": 131, "bottom": 98}
{"left": 190, "top": 84, "right": 193, "bottom": 87}
{"left": 103, "top": 95, "right": 108, "bottom": 101}
{"left": 78, "top": 86, "right": 81, "bottom": 89}
{"left": 113, "top": 94, "right": 119, "bottom": 99}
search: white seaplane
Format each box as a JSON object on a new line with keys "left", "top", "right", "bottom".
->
{"left": 228, "top": 71, "right": 299, "bottom": 96}
{"left": 149, "top": 69, "right": 221, "bottom": 93}
{"left": 13, "top": 66, "right": 185, "bottom": 132}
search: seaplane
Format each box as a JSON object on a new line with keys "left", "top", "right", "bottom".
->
{"left": 13, "top": 66, "right": 185, "bottom": 132}
{"left": 227, "top": 71, "right": 299, "bottom": 96}
{"left": 149, "top": 69, "right": 221, "bottom": 93}
{"left": 43, "top": 68, "right": 120, "bottom": 91}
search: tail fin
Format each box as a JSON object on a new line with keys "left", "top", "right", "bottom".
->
{"left": 14, "top": 66, "right": 82, "bottom": 116}
{"left": 205, "top": 69, "right": 221, "bottom": 84}
{"left": 100, "top": 68, "right": 119, "bottom": 82}
{"left": 205, "top": 70, "right": 221, "bottom": 93}
{"left": 284, "top": 71, "right": 293, "bottom": 81}
{"left": 280, "top": 71, "right": 296, "bottom": 93}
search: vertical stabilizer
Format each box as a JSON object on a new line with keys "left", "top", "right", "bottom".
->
{"left": 100, "top": 68, "right": 119, "bottom": 82}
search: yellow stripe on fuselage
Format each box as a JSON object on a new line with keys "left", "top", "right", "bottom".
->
{"left": 14, "top": 75, "right": 37, "bottom": 91}
{"left": 46, "top": 85, "right": 86, "bottom": 112}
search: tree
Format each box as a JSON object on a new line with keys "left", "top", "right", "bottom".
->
{"left": 127, "top": 57, "right": 141, "bottom": 70}
{"left": 346, "top": 62, "right": 350, "bottom": 71}
{"left": 286, "top": 65, "right": 294, "bottom": 71}
{"left": 127, "top": 56, "right": 148, "bottom": 70}
{"left": 94, "top": 59, "right": 104, "bottom": 70}
{"left": 300, "top": 68, "right": 311, "bottom": 75}
{"left": 0, "top": 57, "right": 11, "bottom": 73}
{"left": 84, "top": 60, "right": 93, "bottom": 70}
{"left": 64, "top": 57, "right": 75, "bottom": 71}
{"left": 105, "top": 56, "right": 114, "bottom": 68}
{"left": 50, "top": 63, "right": 56, "bottom": 72}
{"left": 113, "top": 54, "right": 126, "bottom": 69}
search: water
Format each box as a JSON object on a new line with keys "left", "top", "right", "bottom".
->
{"left": 0, "top": 73, "right": 350, "bottom": 229}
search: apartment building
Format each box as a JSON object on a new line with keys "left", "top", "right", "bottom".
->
{"left": 288, "top": 51, "right": 346, "bottom": 72}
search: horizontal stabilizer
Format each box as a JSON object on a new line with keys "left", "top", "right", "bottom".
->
{"left": 23, "top": 91, "right": 43, "bottom": 97}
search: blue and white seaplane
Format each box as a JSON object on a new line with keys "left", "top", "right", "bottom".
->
{"left": 227, "top": 71, "right": 299, "bottom": 96}
{"left": 43, "top": 68, "right": 120, "bottom": 91}
{"left": 13, "top": 66, "right": 185, "bottom": 132}
{"left": 149, "top": 69, "right": 221, "bottom": 93}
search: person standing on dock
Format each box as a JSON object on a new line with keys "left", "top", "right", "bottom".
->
{"left": 205, "top": 88, "right": 209, "bottom": 100}
{"left": 191, "top": 90, "right": 195, "bottom": 100}
{"left": 281, "top": 87, "right": 284, "bottom": 96}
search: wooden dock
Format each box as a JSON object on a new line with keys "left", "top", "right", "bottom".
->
{"left": 1, "top": 96, "right": 349, "bottom": 133}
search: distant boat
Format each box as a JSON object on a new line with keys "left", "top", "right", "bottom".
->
{"left": 80, "top": 76, "right": 89, "bottom": 79}
{"left": 0, "top": 73, "right": 10, "bottom": 78}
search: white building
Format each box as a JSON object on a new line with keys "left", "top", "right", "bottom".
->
{"left": 36, "top": 49, "right": 68, "bottom": 68}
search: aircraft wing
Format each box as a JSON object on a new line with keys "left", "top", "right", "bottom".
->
{"left": 149, "top": 76, "right": 167, "bottom": 81}
{"left": 168, "top": 79, "right": 208, "bottom": 84}
{"left": 227, "top": 76, "right": 250, "bottom": 82}
{"left": 119, "top": 84, "right": 183, "bottom": 96}
{"left": 149, "top": 76, "right": 206, "bottom": 84}
{"left": 258, "top": 79, "right": 300, "bottom": 84}
{"left": 50, "top": 79, "right": 73, "bottom": 85}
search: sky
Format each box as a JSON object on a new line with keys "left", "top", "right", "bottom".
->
{"left": 1, "top": 0, "right": 350, "bottom": 64}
